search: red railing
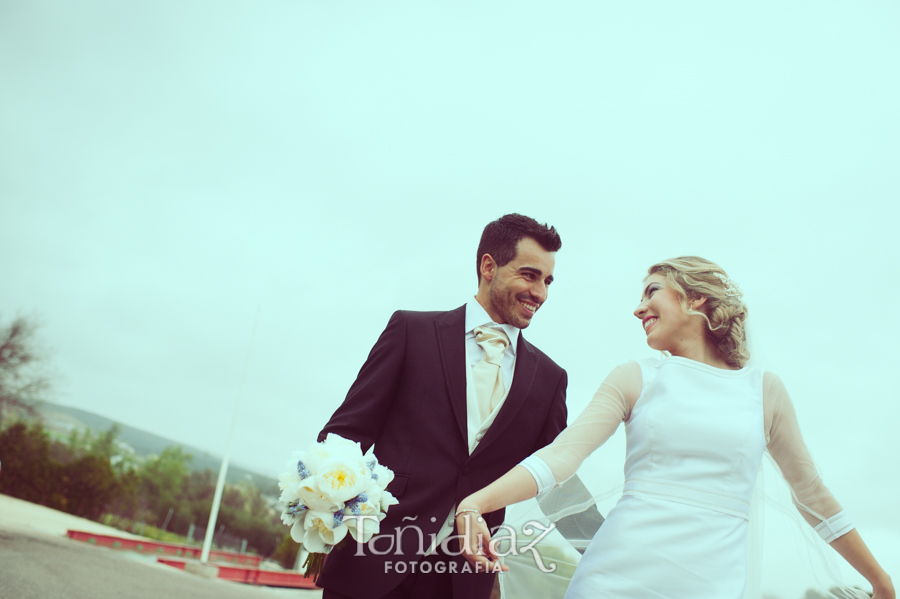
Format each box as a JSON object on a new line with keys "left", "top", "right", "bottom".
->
{"left": 65, "top": 530, "right": 262, "bottom": 566}
{"left": 156, "top": 558, "right": 319, "bottom": 589}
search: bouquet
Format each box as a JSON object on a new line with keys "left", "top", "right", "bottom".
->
{"left": 278, "top": 433, "right": 399, "bottom": 580}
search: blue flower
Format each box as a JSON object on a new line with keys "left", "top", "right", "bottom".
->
{"left": 297, "top": 460, "right": 312, "bottom": 480}
{"left": 333, "top": 510, "right": 345, "bottom": 528}
{"left": 366, "top": 459, "right": 378, "bottom": 481}
{"left": 345, "top": 492, "right": 369, "bottom": 516}
{"left": 286, "top": 501, "right": 308, "bottom": 517}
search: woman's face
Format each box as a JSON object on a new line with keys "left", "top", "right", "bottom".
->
{"left": 633, "top": 273, "right": 694, "bottom": 352}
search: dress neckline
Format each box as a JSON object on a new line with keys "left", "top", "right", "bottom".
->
{"left": 662, "top": 355, "right": 752, "bottom": 378}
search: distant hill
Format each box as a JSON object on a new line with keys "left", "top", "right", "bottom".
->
{"left": 39, "top": 403, "right": 279, "bottom": 494}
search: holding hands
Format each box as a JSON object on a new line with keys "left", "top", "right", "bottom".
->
{"left": 455, "top": 507, "right": 509, "bottom": 574}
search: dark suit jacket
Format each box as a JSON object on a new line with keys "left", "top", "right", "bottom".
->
{"left": 315, "top": 305, "right": 568, "bottom": 599}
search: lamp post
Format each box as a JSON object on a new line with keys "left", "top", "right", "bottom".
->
{"left": 200, "top": 310, "right": 260, "bottom": 563}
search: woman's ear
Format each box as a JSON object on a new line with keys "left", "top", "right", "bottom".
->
{"left": 690, "top": 297, "right": 708, "bottom": 311}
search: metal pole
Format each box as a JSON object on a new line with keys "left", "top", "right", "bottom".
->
{"left": 161, "top": 507, "right": 174, "bottom": 532}
{"left": 200, "top": 309, "right": 260, "bottom": 563}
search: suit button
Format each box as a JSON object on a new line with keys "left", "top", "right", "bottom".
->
{"left": 475, "top": 433, "right": 484, "bottom": 441}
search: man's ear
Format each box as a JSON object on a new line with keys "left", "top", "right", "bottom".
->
{"left": 479, "top": 253, "right": 497, "bottom": 283}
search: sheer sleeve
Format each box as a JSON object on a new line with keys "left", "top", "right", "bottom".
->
{"left": 763, "top": 371, "right": 854, "bottom": 543}
{"left": 520, "top": 361, "right": 642, "bottom": 495}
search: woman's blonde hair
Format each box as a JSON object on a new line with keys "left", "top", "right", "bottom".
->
{"left": 647, "top": 256, "right": 750, "bottom": 368}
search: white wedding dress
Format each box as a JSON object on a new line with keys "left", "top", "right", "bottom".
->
{"left": 517, "top": 356, "right": 854, "bottom": 599}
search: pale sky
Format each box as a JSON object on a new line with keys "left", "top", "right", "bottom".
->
{"left": 1, "top": 2, "right": 898, "bottom": 596}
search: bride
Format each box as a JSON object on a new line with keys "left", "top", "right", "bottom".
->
{"left": 455, "top": 256, "right": 894, "bottom": 599}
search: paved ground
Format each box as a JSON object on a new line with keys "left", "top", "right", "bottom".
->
{"left": 0, "top": 494, "right": 323, "bottom": 599}
{"left": 0, "top": 493, "right": 147, "bottom": 539}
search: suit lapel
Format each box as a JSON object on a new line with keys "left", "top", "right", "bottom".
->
{"left": 470, "top": 332, "right": 540, "bottom": 459}
{"left": 435, "top": 306, "right": 468, "bottom": 444}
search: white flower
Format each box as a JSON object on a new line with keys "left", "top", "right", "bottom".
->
{"left": 365, "top": 455, "right": 395, "bottom": 491}
{"left": 278, "top": 471, "right": 302, "bottom": 505}
{"left": 277, "top": 434, "right": 400, "bottom": 553}
{"left": 343, "top": 489, "right": 386, "bottom": 543}
{"left": 278, "top": 448, "right": 340, "bottom": 512}
{"left": 361, "top": 479, "right": 398, "bottom": 512}
{"left": 279, "top": 450, "right": 317, "bottom": 504}
{"left": 299, "top": 477, "right": 341, "bottom": 512}
{"left": 297, "top": 509, "right": 349, "bottom": 553}
{"left": 297, "top": 443, "right": 329, "bottom": 475}
{"left": 323, "top": 433, "right": 360, "bottom": 449}
{"left": 280, "top": 500, "right": 308, "bottom": 526}
{"left": 315, "top": 443, "right": 370, "bottom": 505}
{"left": 345, "top": 513, "right": 382, "bottom": 544}
{"left": 379, "top": 488, "right": 399, "bottom": 512}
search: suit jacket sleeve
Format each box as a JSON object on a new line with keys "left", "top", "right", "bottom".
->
{"left": 531, "top": 368, "right": 568, "bottom": 452}
{"left": 317, "top": 310, "right": 407, "bottom": 452}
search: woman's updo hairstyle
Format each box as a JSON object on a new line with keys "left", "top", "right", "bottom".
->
{"left": 648, "top": 256, "right": 750, "bottom": 368}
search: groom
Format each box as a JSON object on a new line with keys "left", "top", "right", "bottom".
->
{"left": 316, "top": 214, "right": 568, "bottom": 599}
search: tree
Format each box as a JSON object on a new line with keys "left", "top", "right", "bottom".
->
{"left": 90, "top": 424, "right": 120, "bottom": 460}
{"left": 62, "top": 424, "right": 138, "bottom": 473}
{"left": 0, "top": 422, "right": 54, "bottom": 504}
{"left": 139, "top": 446, "right": 192, "bottom": 524}
{"left": 108, "top": 468, "right": 141, "bottom": 519}
{"left": 272, "top": 533, "right": 300, "bottom": 569}
{"left": 0, "top": 316, "right": 52, "bottom": 423}
{"left": 61, "top": 453, "right": 118, "bottom": 519}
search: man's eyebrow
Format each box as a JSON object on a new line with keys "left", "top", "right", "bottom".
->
{"left": 519, "top": 266, "right": 554, "bottom": 283}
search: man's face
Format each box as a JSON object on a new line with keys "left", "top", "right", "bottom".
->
{"left": 486, "top": 237, "right": 555, "bottom": 329}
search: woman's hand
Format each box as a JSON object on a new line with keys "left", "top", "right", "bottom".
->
{"left": 872, "top": 574, "right": 894, "bottom": 599}
{"left": 451, "top": 466, "right": 542, "bottom": 574}
{"left": 828, "top": 530, "right": 893, "bottom": 599}
{"left": 455, "top": 506, "right": 509, "bottom": 574}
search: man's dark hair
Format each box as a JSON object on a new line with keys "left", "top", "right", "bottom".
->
{"left": 476, "top": 214, "right": 562, "bottom": 283}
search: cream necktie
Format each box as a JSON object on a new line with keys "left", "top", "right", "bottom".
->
{"left": 472, "top": 326, "right": 511, "bottom": 423}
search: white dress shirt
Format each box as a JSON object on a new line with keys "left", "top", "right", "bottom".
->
{"left": 428, "top": 299, "right": 519, "bottom": 554}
